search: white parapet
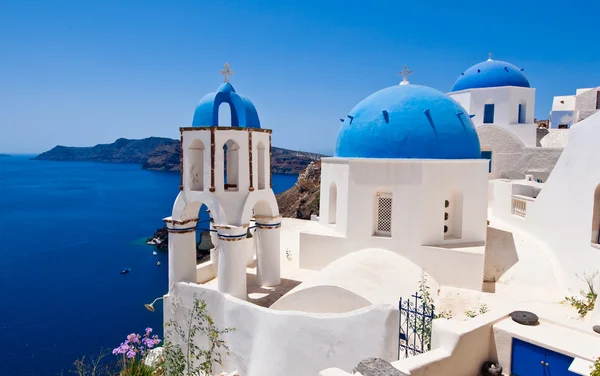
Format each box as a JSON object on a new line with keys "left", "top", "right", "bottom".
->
{"left": 215, "top": 224, "right": 250, "bottom": 300}
{"left": 164, "top": 216, "right": 199, "bottom": 284}
{"left": 255, "top": 215, "right": 282, "bottom": 287}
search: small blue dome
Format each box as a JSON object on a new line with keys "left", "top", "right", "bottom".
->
{"left": 192, "top": 82, "right": 260, "bottom": 128}
{"left": 335, "top": 84, "right": 481, "bottom": 159}
{"left": 452, "top": 59, "right": 530, "bottom": 92}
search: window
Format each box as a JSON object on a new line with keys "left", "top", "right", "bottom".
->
{"left": 223, "top": 140, "right": 239, "bottom": 191}
{"left": 483, "top": 104, "right": 495, "bottom": 124}
{"left": 518, "top": 103, "right": 526, "bottom": 123}
{"left": 374, "top": 193, "right": 392, "bottom": 237}
{"left": 328, "top": 182, "right": 337, "bottom": 224}
{"left": 257, "top": 141, "right": 266, "bottom": 190}
{"left": 189, "top": 139, "right": 205, "bottom": 191}
{"left": 558, "top": 124, "right": 569, "bottom": 129}
{"left": 596, "top": 91, "right": 600, "bottom": 110}
{"left": 481, "top": 150, "right": 492, "bottom": 173}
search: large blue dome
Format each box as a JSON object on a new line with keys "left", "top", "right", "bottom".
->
{"left": 452, "top": 59, "right": 530, "bottom": 92}
{"left": 335, "top": 84, "right": 481, "bottom": 159}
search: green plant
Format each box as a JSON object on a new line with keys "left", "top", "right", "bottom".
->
{"left": 415, "top": 271, "right": 452, "bottom": 351}
{"left": 465, "top": 303, "right": 490, "bottom": 318}
{"left": 162, "top": 293, "right": 235, "bottom": 376}
{"left": 590, "top": 356, "right": 600, "bottom": 376}
{"left": 564, "top": 271, "right": 598, "bottom": 318}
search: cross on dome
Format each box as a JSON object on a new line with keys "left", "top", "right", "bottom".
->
{"left": 399, "top": 65, "right": 412, "bottom": 85}
{"left": 488, "top": 52, "right": 493, "bottom": 61}
{"left": 220, "top": 63, "right": 234, "bottom": 83}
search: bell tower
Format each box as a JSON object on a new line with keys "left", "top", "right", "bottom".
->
{"left": 165, "top": 64, "right": 281, "bottom": 300}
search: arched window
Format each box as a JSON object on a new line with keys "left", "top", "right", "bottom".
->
{"left": 374, "top": 192, "right": 392, "bottom": 237}
{"left": 223, "top": 139, "right": 239, "bottom": 191}
{"left": 218, "top": 102, "right": 232, "bottom": 126}
{"left": 444, "top": 191, "right": 463, "bottom": 240}
{"left": 257, "top": 141, "right": 266, "bottom": 190}
{"left": 189, "top": 139, "right": 205, "bottom": 191}
{"left": 328, "top": 182, "right": 337, "bottom": 224}
{"left": 591, "top": 185, "right": 600, "bottom": 244}
{"left": 483, "top": 103, "right": 495, "bottom": 124}
{"left": 481, "top": 147, "right": 493, "bottom": 174}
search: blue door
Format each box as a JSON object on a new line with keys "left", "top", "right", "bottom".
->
{"left": 511, "top": 338, "right": 578, "bottom": 376}
{"left": 518, "top": 104, "right": 523, "bottom": 123}
{"left": 512, "top": 338, "right": 545, "bottom": 375}
{"left": 545, "top": 348, "right": 578, "bottom": 376}
{"left": 484, "top": 104, "right": 495, "bottom": 124}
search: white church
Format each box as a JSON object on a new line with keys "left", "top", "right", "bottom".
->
{"left": 161, "top": 62, "right": 600, "bottom": 376}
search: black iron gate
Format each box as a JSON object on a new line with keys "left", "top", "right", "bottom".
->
{"left": 398, "top": 292, "right": 435, "bottom": 359}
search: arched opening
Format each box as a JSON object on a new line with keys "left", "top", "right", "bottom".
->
{"left": 196, "top": 203, "right": 214, "bottom": 265}
{"left": 189, "top": 139, "right": 205, "bottom": 191}
{"left": 257, "top": 141, "right": 266, "bottom": 190}
{"left": 223, "top": 139, "right": 239, "bottom": 191}
{"left": 483, "top": 101, "right": 495, "bottom": 124}
{"left": 518, "top": 102, "right": 527, "bottom": 124}
{"left": 374, "top": 191, "right": 392, "bottom": 237}
{"left": 591, "top": 185, "right": 600, "bottom": 244}
{"left": 218, "top": 102, "right": 232, "bottom": 126}
{"left": 444, "top": 191, "right": 463, "bottom": 240}
{"left": 328, "top": 182, "right": 337, "bottom": 224}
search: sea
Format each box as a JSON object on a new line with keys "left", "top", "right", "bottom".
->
{"left": 0, "top": 155, "right": 298, "bottom": 376}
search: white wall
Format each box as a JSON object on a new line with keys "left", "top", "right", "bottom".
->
{"left": 302, "top": 158, "right": 488, "bottom": 291}
{"left": 272, "top": 248, "right": 439, "bottom": 312}
{"left": 164, "top": 282, "right": 399, "bottom": 376}
{"left": 319, "top": 159, "right": 350, "bottom": 236}
{"left": 491, "top": 112, "right": 600, "bottom": 292}
{"left": 179, "top": 129, "right": 277, "bottom": 226}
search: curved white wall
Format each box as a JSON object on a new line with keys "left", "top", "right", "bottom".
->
{"left": 165, "top": 282, "right": 399, "bottom": 376}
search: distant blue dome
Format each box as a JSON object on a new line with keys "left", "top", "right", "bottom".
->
{"left": 452, "top": 59, "right": 530, "bottom": 92}
{"left": 335, "top": 84, "right": 481, "bottom": 159}
{"left": 192, "top": 82, "right": 260, "bottom": 128}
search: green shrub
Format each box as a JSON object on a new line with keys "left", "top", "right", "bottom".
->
{"left": 564, "top": 271, "right": 598, "bottom": 318}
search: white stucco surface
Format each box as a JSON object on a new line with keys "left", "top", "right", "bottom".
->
{"left": 271, "top": 248, "right": 438, "bottom": 313}
{"left": 491, "top": 112, "right": 600, "bottom": 292}
{"left": 165, "top": 282, "right": 399, "bottom": 376}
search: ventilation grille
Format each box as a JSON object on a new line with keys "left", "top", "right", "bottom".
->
{"left": 376, "top": 194, "right": 392, "bottom": 236}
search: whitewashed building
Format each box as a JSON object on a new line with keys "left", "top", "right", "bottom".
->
{"left": 549, "top": 87, "right": 600, "bottom": 129}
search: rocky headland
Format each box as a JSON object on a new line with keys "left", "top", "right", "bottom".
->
{"left": 36, "top": 137, "right": 323, "bottom": 175}
{"left": 0, "top": 154, "right": 11, "bottom": 157}
{"left": 276, "top": 161, "right": 321, "bottom": 219}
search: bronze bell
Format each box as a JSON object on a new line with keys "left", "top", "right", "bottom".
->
{"left": 197, "top": 230, "right": 215, "bottom": 251}
{"left": 246, "top": 228, "right": 253, "bottom": 239}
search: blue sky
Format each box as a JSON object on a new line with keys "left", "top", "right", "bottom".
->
{"left": 1, "top": 0, "right": 599, "bottom": 155}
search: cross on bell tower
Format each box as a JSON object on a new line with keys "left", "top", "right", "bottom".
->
{"left": 488, "top": 52, "right": 493, "bottom": 61}
{"left": 399, "top": 65, "right": 412, "bottom": 85}
{"left": 220, "top": 63, "right": 234, "bottom": 83}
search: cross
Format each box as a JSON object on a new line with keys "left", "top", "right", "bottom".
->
{"left": 399, "top": 65, "right": 412, "bottom": 85}
{"left": 220, "top": 63, "right": 234, "bottom": 83}
{"left": 488, "top": 52, "right": 493, "bottom": 61}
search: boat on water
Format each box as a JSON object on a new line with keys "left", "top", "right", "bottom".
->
{"left": 153, "top": 251, "right": 157, "bottom": 256}
{"left": 120, "top": 268, "right": 131, "bottom": 275}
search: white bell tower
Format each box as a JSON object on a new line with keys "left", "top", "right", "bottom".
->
{"left": 164, "top": 64, "right": 281, "bottom": 300}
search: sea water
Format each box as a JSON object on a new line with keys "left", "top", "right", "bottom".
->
{"left": 0, "top": 156, "right": 298, "bottom": 376}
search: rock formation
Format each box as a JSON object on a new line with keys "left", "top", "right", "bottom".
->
{"left": 276, "top": 161, "right": 321, "bottom": 219}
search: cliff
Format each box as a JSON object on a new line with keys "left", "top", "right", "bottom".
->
{"left": 276, "top": 161, "right": 321, "bottom": 219}
{"left": 0, "top": 154, "right": 11, "bottom": 158}
{"left": 34, "top": 137, "right": 174, "bottom": 164}
{"left": 36, "top": 137, "right": 323, "bottom": 175}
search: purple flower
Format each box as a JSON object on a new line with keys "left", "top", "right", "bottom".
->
{"left": 126, "top": 349, "right": 136, "bottom": 359}
{"left": 145, "top": 327, "right": 153, "bottom": 334}
{"left": 112, "top": 342, "right": 130, "bottom": 355}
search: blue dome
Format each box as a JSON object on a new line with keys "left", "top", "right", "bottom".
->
{"left": 192, "top": 82, "right": 260, "bottom": 128}
{"left": 335, "top": 84, "right": 481, "bottom": 159}
{"left": 452, "top": 59, "right": 530, "bottom": 92}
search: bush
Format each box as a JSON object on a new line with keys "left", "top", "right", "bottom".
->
{"left": 112, "top": 328, "right": 161, "bottom": 376}
{"left": 564, "top": 271, "right": 598, "bottom": 318}
{"left": 162, "top": 293, "right": 235, "bottom": 376}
